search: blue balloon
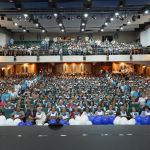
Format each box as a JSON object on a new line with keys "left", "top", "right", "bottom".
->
{"left": 18, "top": 121, "right": 26, "bottom": 126}
{"left": 102, "top": 116, "right": 109, "bottom": 125}
{"left": 93, "top": 116, "right": 102, "bottom": 125}
{"left": 135, "top": 116, "right": 142, "bottom": 124}
{"left": 141, "top": 116, "right": 149, "bottom": 125}
{"left": 25, "top": 121, "right": 32, "bottom": 126}
{"left": 108, "top": 116, "right": 115, "bottom": 124}
{"left": 59, "top": 119, "right": 67, "bottom": 125}
{"left": 88, "top": 116, "right": 95, "bottom": 123}
{"left": 48, "top": 119, "right": 57, "bottom": 125}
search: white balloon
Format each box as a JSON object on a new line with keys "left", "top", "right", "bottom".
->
{"left": 44, "top": 123, "right": 49, "bottom": 126}
{"left": 14, "top": 119, "right": 21, "bottom": 126}
{"left": 120, "top": 117, "right": 128, "bottom": 125}
{"left": 128, "top": 119, "right": 136, "bottom": 125}
{"left": 0, "top": 115, "right": 6, "bottom": 122}
{"left": 69, "top": 118, "right": 76, "bottom": 125}
{"left": 86, "top": 121, "right": 92, "bottom": 125}
{"left": 113, "top": 116, "right": 121, "bottom": 125}
{"left": 6, "top": 118, "right": 14, "bottom": 126}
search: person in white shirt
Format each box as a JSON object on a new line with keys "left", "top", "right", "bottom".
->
{"left": 95, "top": 106, "right": 104, "bottom": 116}
{"left": 130, "top": 107, "right": 139, "bottom": 118}
{"left": 47, "top": 107, "right": 58, "bottom": 120}
{"left": 138, "top": 93, "right": 147, "bottom": 109}
{"left": 35, "top": 107, "right": 46, "bottom": 125}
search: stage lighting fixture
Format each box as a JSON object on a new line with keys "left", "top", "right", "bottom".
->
{"left": 82, "top": 22, "right": 86, "bottom": 26}
{"left": 101, "top": 28, "right": 104, "bottom": 32}
{"left": 127, "top": 20, "right": 131, "bottom": 24}
{"left": 23, "top": 14, "right": 28, "bottom": 18}
{"left": 120, "top": 26, "right": 123, "bottom": 30}
{"left": 115, "top": 12, "right": 119, "bottom": 16}
{"left": 61, "top": 29, "right": 65, "bottom": 32}
{"left": 105, "top": 22, "right": 108, "bottom": 26}
{"left": 53, "top": 13, "right": 58, "bottom": 18}
{"left": 42, "top": 29, "right": 45, "bottom": 33}
{"left": 35, "top": 23, "right": 39, "bottom": 27}
{"left": 144, "top": 10, "right": 149, "bottom": 14}
{"left": 23, "top": 29, "right": 26, "bottom": 32}
{"left": 92, "top": 15, "right": 96, "bottom": 19}
{"left": 81, "top": 28, "right": 85, "bottom": 32}
{"left": 110, "top": 17, "right": 114, "bottom": 21}
{"left": 14, "top": 22, "right": 18, "bottom": 26}
{"left": 83, "top": 13, "right": 89, "bottom": 18}
{"left": 59, "top": 23, "right": 63, "bottom": 27}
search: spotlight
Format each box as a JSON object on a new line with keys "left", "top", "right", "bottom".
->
{"left": 14, "top": 22, "right": 18, "bottom": 26}
{"left": 23, "top": 14, "right": 28, "bottom": 18}
{"left": 105, "top": 22, "right": 108, "bottom": 26}
{"left": 101, "top": 28, "right": 104, "bottom": 32}
{"left": 83, "top": 13, "right": 89, "bottom": 18}
{"left": 61, "top": 29, "right": 65, "bottom": 32}
{"left": 59, "top": 23, "right": 63, "bottom": 27}
{"left": 81, "top": 28, "right": 85, "bottom": 32}
{"left": 127, "top": 20, "right": 131, "bottom": 24}
{"left": 82, "top": 22, "right": 86, "bottom": 26}
{"left": 115, "top": 12, "right": 119, "bottom": 16}
{"left": 120, "top": 26, "right": 123, "bottom": 30}
{"left": 110, "top": 17, "right": 114, "bottom": 21}
{"left": 144, "top": 10, "right": 149, "bottom": 14}
{"left": 42, "top": 29, "right": 45, "bottom": 33}
{"left": 35, "top": 23, "right": 39, "bottom": 27}
{"left": 9, "top": 0, "right": 14, "bottom": 2}
{"left": 23, "top": 29, "right": 26, "bottom": 32}
{"left": 53, "top": 13, "right": 58, "bottom": 18}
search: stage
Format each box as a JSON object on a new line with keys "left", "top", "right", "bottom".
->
{"left": 0, "top": 126, "right": 149, "bottom": 150}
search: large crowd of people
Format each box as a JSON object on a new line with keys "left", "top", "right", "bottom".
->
{"left": 0, "top": 72, "right": 150, "bottom": 125}
{"left": 0, "top": 38, "right": 144, "bottom": 56}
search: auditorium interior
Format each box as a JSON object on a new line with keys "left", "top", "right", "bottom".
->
{"left": 0, "top": 0, "right": 150, "bottom": 150}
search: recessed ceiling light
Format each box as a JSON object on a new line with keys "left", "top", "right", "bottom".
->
{"left": 83, "top": 13, "right": 89, "bottom": 18}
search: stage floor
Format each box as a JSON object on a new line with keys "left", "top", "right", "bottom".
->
{"left": 0, "top": 126, "right": 149, "bottom": 150}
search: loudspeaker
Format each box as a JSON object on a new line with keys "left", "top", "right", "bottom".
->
{"left": 83, "top": 55, "right": 86, "bottom": 61}
{"left": 37, "top": 56, "right": 40, "bottom": 61}
{"left": 130, "top": 54, "right": 132, "bottom": 60}
{"left": 60, "top": 55, "right": 63, "bottom": 61}
{"left": 106, "top": 55, "right": 109, "bottom": 61}
{"left": 14, "top": 56, "right": 16, "bottom": 61}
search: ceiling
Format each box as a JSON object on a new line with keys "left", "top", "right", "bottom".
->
{"left": 0, "top": 0, "right": 149, "bottom": 33}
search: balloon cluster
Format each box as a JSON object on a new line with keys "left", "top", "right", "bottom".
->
{"left": 135, "top": 116, "right": 150, "bottom": 125}
{"left": 0, "top": 116, "right": 32, "bottom": 126}
{"left": 69, "top": 114, "right": 92, "bottom": 125}
{"left": 89, "top": 115, "right": 115, "bottom": 125}
{"left": 113, "top": 116, "right": 136, "bottom": 125}
{"left": 48, "top": 119, "right": 69, "bottom": 126}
